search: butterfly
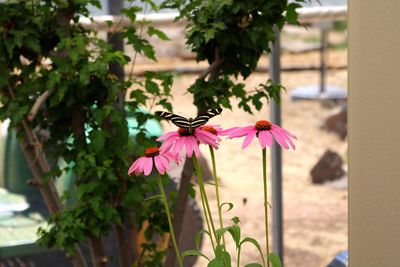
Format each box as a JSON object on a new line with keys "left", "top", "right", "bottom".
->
{"left": 155, "top": 108, "right": 222, "bottom": 134}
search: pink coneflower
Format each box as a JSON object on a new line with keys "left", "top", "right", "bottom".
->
{"left": 226, "top": 120, "right": 296, "bottom": 149}
{"left": 128, "top": 147, "right": 178, "bottom": 176}
{"left": 157, "top": 127, "right": 220, "bottom": 158}
{"left": 199, "top": 124, "right": 228, "bottom": 136}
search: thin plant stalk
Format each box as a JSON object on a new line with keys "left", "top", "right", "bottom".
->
{"left": 209, "top": 145, "right": 226, "bottom": 247}
{"left": 193, "top": 156, "right": 219, "bottom": 248}
{"left": 156, "top": 174, "right": 184, "bottom": 267}
{"left": 262, "top": 148, "right": 270, "bottom": 267}
{"left": 198, "top": 179, "right": 217, "bottom": 253}
{"left": 237, "top": 246, "right": 241, "bottom": 267}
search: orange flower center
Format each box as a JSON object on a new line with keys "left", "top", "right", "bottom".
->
{"left": 178, "top": 127, "right": 192, "bottom": 136}
{"left": 201, "top": 125, "right": 217, "bottom": 135}
{"left": 145, "top": 147, "right": 160, "bottom": 157}
{"left": 255, "top": 120, "right": 272, "bottom": 131}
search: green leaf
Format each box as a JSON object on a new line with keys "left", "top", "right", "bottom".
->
{"left": 145, "top": 80, "right": 160, "bottom": 94}
{"left": 207, "top": 258, "right": 222, "bottom": 267}
{"left": 228, "top": 225, "right": 241, "bottom": 248}
{"left": 106, "top": 20, "right": 113, "bottom": 28}
{"left": 195, "top": 229, "right": 210, "bottom": 251}
{"left": 130, "top": 89, "right": 147, "bottom": 104}
{"left": 204, "top": 29, "right": 216, "bottom": 43}
{"left": 215, "top": 227, "right": 230, "bottom": 242}
{"left": 70, "top": 49, "right": 79, "bottom": 65}
{"left": 122, "top": 6, "right": 142, "bottom": 21}
{"left": 245, "top": 264, "right": 263, "bottom": 267}
{"left": 207, "top": 249, "right": 231, "bottom": 267}
{"left": 89, "top": 130, "right": 106, "bottom": 153}
{"left": 285, "top": 3, "right": 302, "bottom": 25}
{"left": 142, "top": 44, "right": 156, "bottom": 61}
{"left": 147, "top": 26, "right": 170, "bottom": 41}
{"left": 240, "top": 237, "right": 265, "bottom": 267}
{"left": 47, "top": 70, "right": 61, "bottom": 89}
{"left": 268, "top": 252, "right": 282, "bottom": 267}
{"left": 220, "top": 202, "right": 234, "bottom": 212}
{"left": 182, "top": 250, "right": 209, "bottom": 261}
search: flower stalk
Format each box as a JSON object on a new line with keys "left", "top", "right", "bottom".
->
{"left": 262, "top": 148, "right": 270, "bottom": 267}
{"left": 209, "top": 145, "right": 226, "bottom": 247}
{"left": 156, "top": 173, "right": 184, "bottom": 267}
{"left": 192, "top": 155, "right": 220, "bottom": 250}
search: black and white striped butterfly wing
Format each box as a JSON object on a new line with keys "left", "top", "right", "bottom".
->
{"left": 155, "top": 111, "right": 190, "bottom": 128}
{"left": 191, "top": 108, "right": 223, "bottom": 128}
{"left": 156, "top": 108, "right": 222, "bottom": 130}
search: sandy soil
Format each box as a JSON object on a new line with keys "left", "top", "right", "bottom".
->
{"left": 155, "top": 49, "right": 348, "bottom": 267}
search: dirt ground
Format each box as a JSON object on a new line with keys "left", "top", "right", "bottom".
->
{"left": 154, "top": 48, "right": 348, "bottom": 267}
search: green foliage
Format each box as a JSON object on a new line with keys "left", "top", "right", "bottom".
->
{"left": 188, "top": 77, "right": 285, "bottom": 114}
{"left": 208, "top": 245, "right": 232, "bottom": 267}
{"left": 163, "top": 0, "right": 303, "bottom": 114}
{"left": 164, "top": 0, "right": 304, "bottom": 78}
{"left": 268, "top": 252, "right": 283, "bottom": 267}
{"left": 0, "top": 0, "right": 173, "bottom": 265}
{"left": 1, "top": 0, "right": 301, "bottom": 265}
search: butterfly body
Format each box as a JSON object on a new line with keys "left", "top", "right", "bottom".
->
{"left": 156, "top": 108, "right": 222, "bottom": 134}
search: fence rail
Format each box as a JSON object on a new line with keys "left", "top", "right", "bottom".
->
{"left": 79, "top": 6, "right": 347, "bottom": 31}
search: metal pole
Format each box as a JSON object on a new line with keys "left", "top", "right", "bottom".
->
{"left": 320, "top": 27, "right": 328, "bottom": 95}
{"left": 269, "top": 26, "right": 284, "bottom": 263}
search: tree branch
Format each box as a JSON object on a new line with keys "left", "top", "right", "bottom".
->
{"left": 199, "top": 57, "right": 224, "bottom": 80}
{"left": 27, "top": 90, "right": 54, "bottom": 121}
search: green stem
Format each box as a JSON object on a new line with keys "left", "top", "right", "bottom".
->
{"left": 237, "top": 246, "right": 241, "bottom": 267}
{"left": 209, "top": 145, "right": 226, "bottom": 247}
{"left": 198, "top": 179, "right": 216, "bottom": 253}
{"left": 193, "top": 156, "right": 220, "bottom": 248}
{"left": 262, "top": 148, "right": 270, "bottom": 267}
{"left": 156, "top": 174, "right": 183, "bottom": 267}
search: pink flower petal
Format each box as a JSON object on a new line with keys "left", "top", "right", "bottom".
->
{"left": 242, "top": 130, "right": 257, "bottom": 149}
{"left": 272, "top": 125, "right": 296, "bottom": 139}
{"left": 160, "top": 138, "right": 175, "bottom": 153}
{"left": 159, "top": 155, "right": 171, "bottom": 170}
{"left": 185, "top": 137, "right": 194, "bottom": 158}
{"left": 176, "top": 137, "right": 188, "bottom": 154}
{"left": 143, "top": 158, "right": 154, "bottom": 176}
{"left": 258, "top": 130, "right": 273, "bottom": 149}
{"left": 228, "top": 126, "right": 256, "bottom": 138}
{"left": 157, "top": 131, "right": 179, "bottom": 141}
{"left": 220, "top": 127, "right": 241, "bottom": 136}
{"left": 166, "top": 151, "right": 181, "bottom": 164}
{"left": 189, "top": 137, "right": 201, "bottom": 157}
{"left": 281, "top": 133, "right": 296, "bottom": 150}
{"left": 195, "top": 130, "right": 219, "bottom": 148}
{"left": 271, "top": 125, "right": 296, "bottom": 149}
{"left": 196, "top": 129, "right": 221, "bottom": 141}
{"left": 270, "top": 129, "right": 289, "bottom": 149}
{"left": 154, "top": 156, "right": 166, "bottom": 175}
{"left": 128, "top": 157, "right": 146, "bottom": 176}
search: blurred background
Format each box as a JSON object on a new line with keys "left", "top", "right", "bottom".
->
{"left": 0, "top": 0, "right": 348, "bottom": 266}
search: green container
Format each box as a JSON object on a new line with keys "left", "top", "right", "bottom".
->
{"left": 3, "top": 132, "right": 33, "bottom": 195}
{"left": 1, "top": 113, "right": 163, "bottom": 196}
